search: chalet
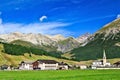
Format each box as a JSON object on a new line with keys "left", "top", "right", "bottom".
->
{"left": 19, "top": 61, "right": 34, "bottom": 70}
{"left": 58, "top": 62, "right": 69, "bottom": 70}
{"left": 33, "top": 60, "right": 59, "bottom": 70}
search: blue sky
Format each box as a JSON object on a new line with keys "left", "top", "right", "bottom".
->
{"left": 0, "top": 0, "right": 120, "bottom": 37}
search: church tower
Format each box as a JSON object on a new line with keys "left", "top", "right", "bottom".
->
{"left": 103, "top": 50, "right": 106, "bottom": 66}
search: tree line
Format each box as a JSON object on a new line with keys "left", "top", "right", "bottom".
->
{"left": 2, "top": 43, "right": 62, "bottom": 58}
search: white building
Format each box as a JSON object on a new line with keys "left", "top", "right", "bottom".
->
{"left": 19, "top": 60, "right": 70, "bottom": 70}
{"left": 19, "top": 61, "right": 34, "bottom": 70}
{"left": 34, "top": 60, "right": 59, "bottom": 70}
{"left": 91, "top": 50, "right": 111, "bottom": 69}
{"left": 80, "top": 65, "right": 87, "bottom": 69}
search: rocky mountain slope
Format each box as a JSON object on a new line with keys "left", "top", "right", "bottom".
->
{"left": 70, "top": 18, "right": 120, "bottom": 61}
{"left": 0, "top": 32, "right": 90, "bottom": 53}
{"left": 57, "top": 37, "right": 80, "bottom": 52}
{"left": 76, "top": 33, "right": 92, "bottom": 46}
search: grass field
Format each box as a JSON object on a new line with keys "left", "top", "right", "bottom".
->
{"left": 0, "top": 70, "right": 120, "bottom": 80}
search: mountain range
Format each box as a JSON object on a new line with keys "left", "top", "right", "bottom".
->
{"left": 70, "top": 18, "right": 120, "bottom": 61}
{"left": 0, "top": 18, "right": 120, "bottom": 62}
{"left": 0, "top": 32, "right": 90, "bottom": 53}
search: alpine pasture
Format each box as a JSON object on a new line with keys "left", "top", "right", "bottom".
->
{"left": 0, "top": 70, "right": 119, "bottom": 80}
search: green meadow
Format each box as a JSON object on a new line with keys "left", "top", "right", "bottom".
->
{"left": 0, "top": 70, "right": 120, "bottom": 80}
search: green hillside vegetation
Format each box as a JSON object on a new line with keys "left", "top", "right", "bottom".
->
{"left": 57, "top": 37, "right": 80, "bottom": 53}
{"left": 11, "top": 40, "right": 35, "bottom": 47}
{"left": 0, "top": 43, "right": 79, "bottom": 66}
{"left": 11, "top": 40, "right": 58, "bottom": 52}
{"left": 58, "top": 37, "right": 79, "bottom": 45}
{"left": 70, "top": 32, "right": 120, "bottom": 61}
{"left": 58, "top": 37, "right": 73, "bottom": 45}
{"left": 0, "top": 42, "right": 120, "bottom": 66}
{"left": 70, "top": 19, "right": 120, "bottom": 61}
{"left": 2, "top": 42, "right": 62, "bottom": 58}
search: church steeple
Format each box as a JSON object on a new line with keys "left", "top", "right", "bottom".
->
{"left": 103, "top": 50, "right": 106, "bottom": 66}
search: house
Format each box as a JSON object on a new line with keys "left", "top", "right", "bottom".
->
{"left": 79, "top": 65, "right": 87, "bottom": 69}
{"left": 19, "top": 61, "right": 34, "bottom": 70}
{"left": 0, "top": 64, "right": 9, "bottom": 70}
{"left": 91, "top": 50, "right": 111, "bottom": 69}
{"left": 33, "top": 60, "right": 59, "bottom": 70}
{"left": 19, "top": 60, "right": 70, "bottom": 70}
{"left": 113, "top": 61, "right": 120, "bottom": 67}
{"left": 58, "top": 62, "right": 69, "bottom": 70}
{"left": 75, "top": 64, "right": 87, "bottom": 69}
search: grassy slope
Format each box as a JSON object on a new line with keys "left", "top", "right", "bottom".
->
{"left": 1, "top": 43, "right": 120, "bottom": 66}
{"left": 10, "top": 40, "right": 35, "bottom": 47}
{"left": 62, "top": 52, "right": 120, "bottom": 66}
{"left": 70, "top": 19, "right": 120, "bottom": 61}
{"left": 0, "top": 44, "right": 79, "bottom": 66}
{"left": 11, "top": 40, "right": 57, "bottom": 52}
{"left": 78, "top": 58, "right": 120, "bottom": 66}
{"left": 0, "top": 70, "right": 120, "bottom": 80}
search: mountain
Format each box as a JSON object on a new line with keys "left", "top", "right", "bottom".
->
{"left": 57, "top": 37, "right": 80, "bottom": 52}
{"left": 76, "top": 33, "right": 91, "bottom": 43}
{"left": 70, "top": 18, "right": 120, "bottom": 61}
{"left": 76, "top": 33, "right": 91, "bottom": 46}
{"left": 0, "top": 32, "right": 56, "bottom": 46}
{"left": 46, "top": 34, "right": 65, "bottom": 42}
{"left": 0, "top": 32, "right": 59, "bottom": 52}
{"left": 0, "top": 32, "right": 90, "bottom": 66}
{"left": 0, "top": 32, "right": 89, "bottom": 53}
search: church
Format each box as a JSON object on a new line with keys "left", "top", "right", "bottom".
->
{"left": 91, "top": 50, "right": 111, "bottom": 69}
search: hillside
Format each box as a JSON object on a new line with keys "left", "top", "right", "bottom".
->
{"left": 70, "top": 18, "right": 120, "bottom": 61}
{"left": 57, "top": 37, "right": 80, "bottom": 52}
{"left": 0, "top": 32, "right": 85, "bottom": 53}
{"left": 0, "top": 43, "right": 79, "bottom": 66}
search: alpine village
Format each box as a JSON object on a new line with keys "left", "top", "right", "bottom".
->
{"left": 1, "top": 18, "right": 120, "bottom": 70}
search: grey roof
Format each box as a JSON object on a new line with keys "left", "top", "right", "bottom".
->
{"left": 21, "top": 61, "right": 34, "bottom": 64}
{"left": 58, "top": 62, "right": 68, "bottom": 65}
{"left": 37, "top": 60, "right": 59, "bottom": 64}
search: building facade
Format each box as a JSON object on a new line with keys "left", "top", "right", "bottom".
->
{"left": 19, "top": 61, "right": 34, "bottom": 70}
{"left": 19, "top": 60, "right": 69, "bottom": 70}
{"left": 33, "top": 60, "right": 59, "bottom": 70}
{"left": 91, "top": 50, "right": 111, "bottom": 69}
{"left": 58, "top": 62, "right": 69, "bottom": 70}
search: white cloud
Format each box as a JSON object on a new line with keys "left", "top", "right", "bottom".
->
{"left": 117, "top": 14, "right": 120, "bottom": 19}
{"left": 0, "top": 21, "right": 73, "bottom": 36}
{"left": 40, "top": 16, "right": 47, "bottom": 22}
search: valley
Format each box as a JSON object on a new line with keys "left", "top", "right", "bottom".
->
{"left": 1, "top": 18, "right": 120, "bottom": 66}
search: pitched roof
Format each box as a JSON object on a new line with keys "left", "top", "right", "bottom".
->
{"left": 37, "top": 60, "right": 59, "bottom": 64}
{"left": 58, "top": 62, "right": 68, "bottom": 65}
{"left": 114, "top": 61, "right": 120, "bottom": 64}
{"left": 21, "top": 61, "right": 34, "bottom": 64}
